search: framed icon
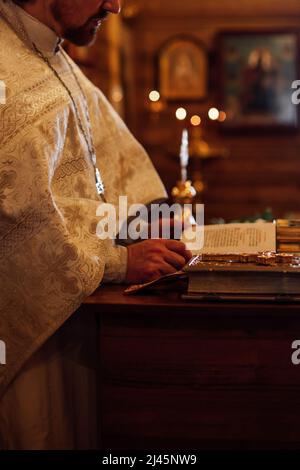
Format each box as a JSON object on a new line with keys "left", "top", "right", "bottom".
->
{"left": 218, "top": 30, "right": 300, "bottom": 131}
{"left": 158, "top": 36, "right": 208, "bottom": 101}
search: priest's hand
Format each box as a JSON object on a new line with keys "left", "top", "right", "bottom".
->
{"left": 125, "top": 239, "right": 192, "bottom": 284}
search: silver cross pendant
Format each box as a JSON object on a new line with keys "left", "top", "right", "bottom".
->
{"left": 95, "top": 167, "right": 105, "bottom": 195}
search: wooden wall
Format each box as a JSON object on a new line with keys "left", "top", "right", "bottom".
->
{"left": 123, "top": 0, "right": 300, "bottom": 222}
{"left": 70, "top": 0, "right": 300, "bottom": 222}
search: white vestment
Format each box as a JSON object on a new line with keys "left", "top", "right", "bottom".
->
{"left": 0, "top": 1, "right": 166, "bottom": 449}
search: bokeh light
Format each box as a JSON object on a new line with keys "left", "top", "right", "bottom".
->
{"left": 149, "top": 90, "right": 160, "bottom": 102}
{"left": 208, "top": 107, "right": 220, "bottom": 121}
{"left": 111, "top": 87, "right": 123, "bottom": 103}
{"left": 218, "top": 111, "right": 227, "bottom": 122}
{"left": 190, "top": 115, "right": 201, "bottom": 126}
{"left": 176, "top": 107, "right": 187, "bottom": 120}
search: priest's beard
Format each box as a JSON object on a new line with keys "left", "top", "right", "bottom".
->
{"left": 50, "top": 1, "right": 109, "bottom": 46}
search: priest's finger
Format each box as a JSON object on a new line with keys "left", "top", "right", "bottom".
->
{"left": 163, "top": 251, "right": 187, "bottom": 270}
{"left": 164, "top": 240, "right": 193, "bottom": 261}
{"left": 158, "top": 262, "right": 178, "bottom": 276}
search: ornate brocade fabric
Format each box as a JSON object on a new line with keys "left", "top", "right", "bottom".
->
{"left": 0, "top": 15, "right": 166, "bottom": 397}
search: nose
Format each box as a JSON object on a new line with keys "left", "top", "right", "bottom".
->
{"left": 103, "top": 0, "right": 121, "bottom": 14}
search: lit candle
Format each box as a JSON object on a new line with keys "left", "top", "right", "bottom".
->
{"left": 180, "top": 129, "right": 189, "bottom": 182}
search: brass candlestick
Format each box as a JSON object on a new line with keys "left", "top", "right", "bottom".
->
{"left": 171, "top": 130, "right": 197, "bottom": 225}
{"left": 171, "top": 180, "right": 196, "bottom": 205}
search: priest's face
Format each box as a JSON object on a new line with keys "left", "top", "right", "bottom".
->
{"left": 50, "top": 0, "right": 121, "bottom": 46}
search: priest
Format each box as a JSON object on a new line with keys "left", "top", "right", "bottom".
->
{"left": 0, "top": 0, "right": 191, "bottom": 449}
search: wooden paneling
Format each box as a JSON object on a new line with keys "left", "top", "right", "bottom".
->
{"left": 83, "top": 285, "right": 300, "bottom": 450}
{"left": 124, "top": 0, "right": 300, "bottom": 221}
{"left": 134, "top": 0, "right": 300, "bottom": 19}
{"left": 67, "top": 1, "right": 300, "bottom": 221}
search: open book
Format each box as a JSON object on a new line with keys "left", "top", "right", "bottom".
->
{"left": 182, "top": 222, "right": 276, "bottom": 256}
{"left": 124, "top": 222, "right": 277, "bottom": 295}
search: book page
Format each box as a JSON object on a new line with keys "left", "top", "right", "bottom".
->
{"left": 182, "top": 222, "right": 276, "bottom": 255}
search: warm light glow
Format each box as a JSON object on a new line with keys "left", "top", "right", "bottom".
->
{"left": 218, "top": 111, "right": 227, "bottom": 122}
{"left": 176, "top": 107, "right": 187, "bottom": 121}
{"left": 190, "top": 115, "right": 201, "bottom": 126}
{"left": 149, "top": 90, "right": 160, "bottom": 102}
{"left": 111, "top": 89, "right": 123, "bottom": 103}
{"left": 208, "top": 107, "right": 220, "bottom": 121}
